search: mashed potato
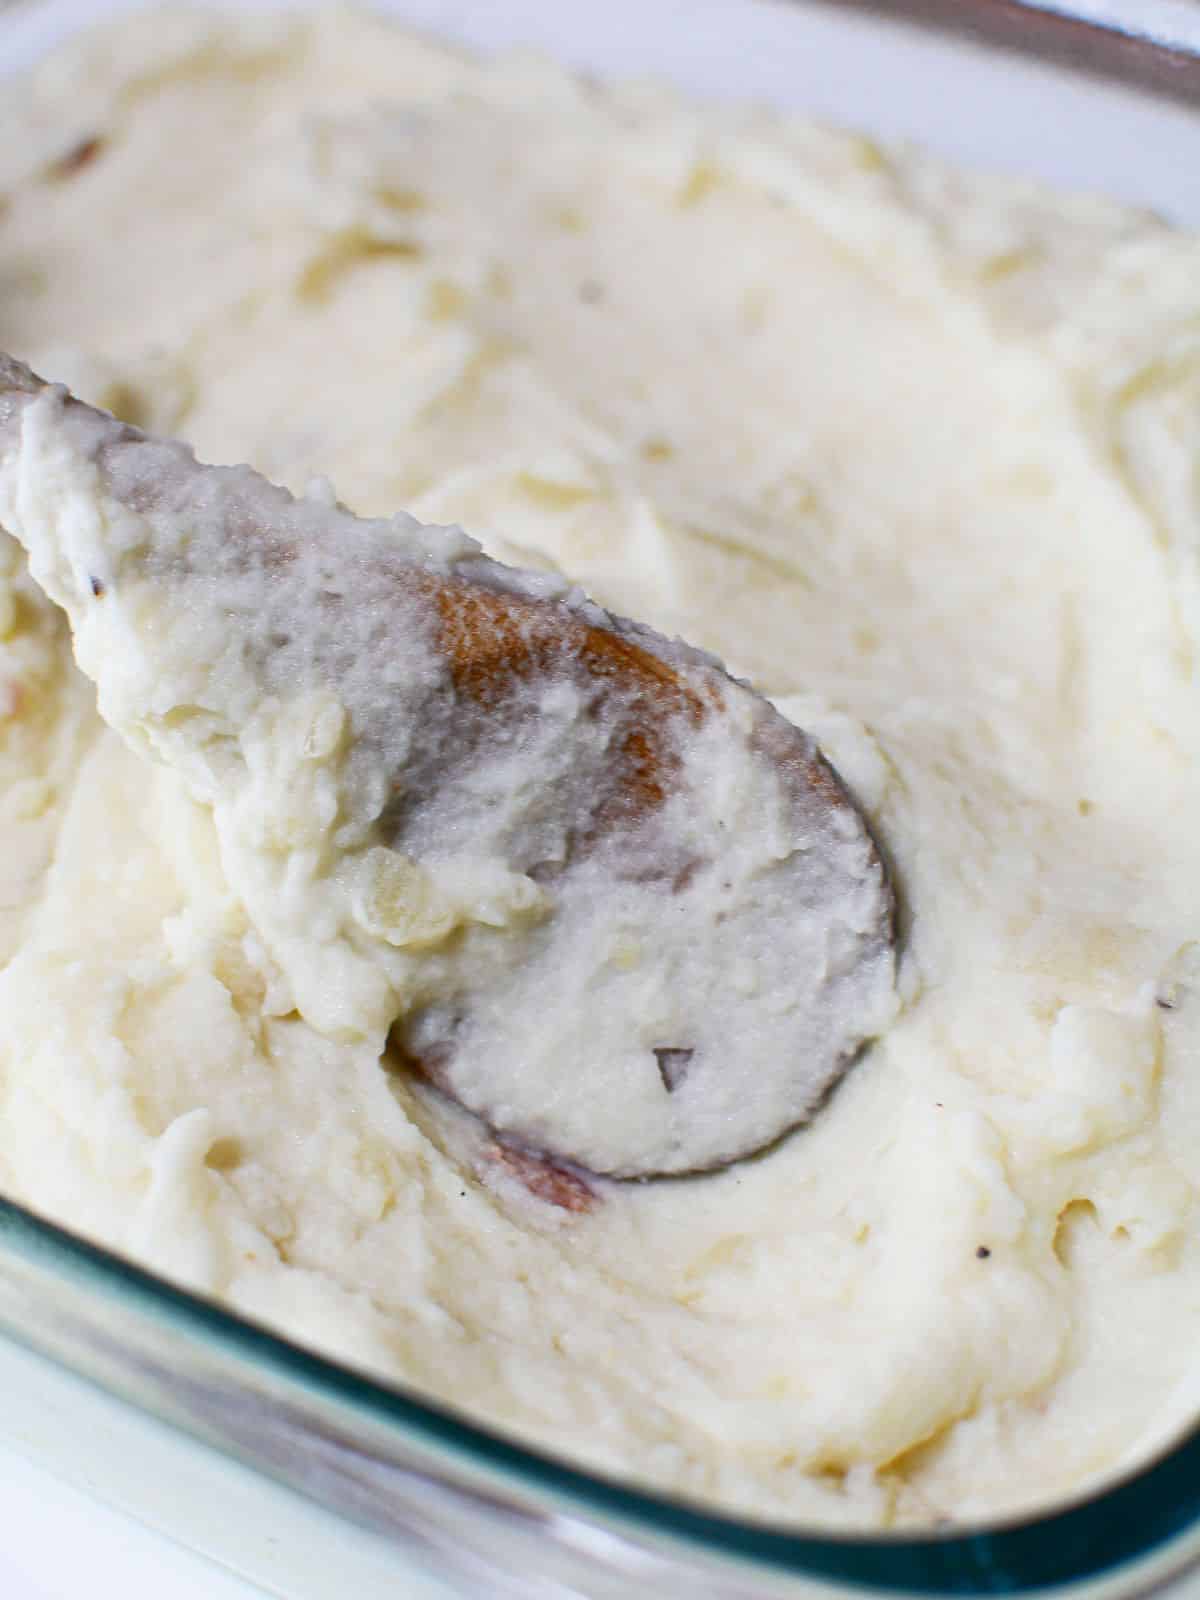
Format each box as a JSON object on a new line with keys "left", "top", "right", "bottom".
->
{"left": 2, "top": 5, "right": 1200, "bottom": 1529}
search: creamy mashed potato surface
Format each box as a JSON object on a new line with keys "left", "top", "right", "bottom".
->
{"left": 2, "top": 5, "right": 1200, "bottom": 1529}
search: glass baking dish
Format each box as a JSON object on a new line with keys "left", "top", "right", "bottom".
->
{"left": 3, "top": 2, "right": 1200, "bottom": 1596}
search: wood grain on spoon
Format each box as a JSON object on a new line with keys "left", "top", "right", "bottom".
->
{"left": 417, "top": 569, "right": 711, "bottom": 822}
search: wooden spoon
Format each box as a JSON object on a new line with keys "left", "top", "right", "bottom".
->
{"left": 0, "top": 351, "right": 896, "bottom": 1178}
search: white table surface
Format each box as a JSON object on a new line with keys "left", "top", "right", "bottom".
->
{"left": 0, "top": 1438, "right": 265, "bottom": 1600}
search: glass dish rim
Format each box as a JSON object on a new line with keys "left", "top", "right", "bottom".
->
{"left": 5, "top": 1193, "right": 1200, "bottom": 1594}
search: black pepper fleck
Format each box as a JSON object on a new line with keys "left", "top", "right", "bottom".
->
{"left": 45, "top": 135, "right": 106, "bottom": 182}
{"left": 89, "top": 575, "right": 105, "bottom": 597}
{"left": 653, "top": 1046, "right": 694, "bottom": 1093}
{"left": 976, "top": 1246, "right": 991, "bottom": 1260}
